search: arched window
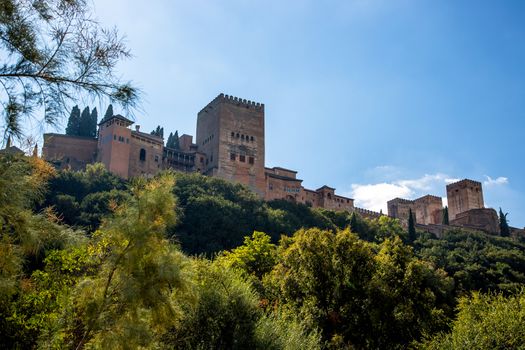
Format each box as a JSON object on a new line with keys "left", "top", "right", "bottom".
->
{"left": 140, "top": 148, "right": 146, "bottom": 161}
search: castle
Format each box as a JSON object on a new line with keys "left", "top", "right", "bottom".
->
{"left": 43, "top": 93, "right": 376, "bottom": 215}
{"left": 42, "top": 93, "right": 523, "bottom": 237}
{"left": 387, "top": 179, "right": 507, "bottom": 235}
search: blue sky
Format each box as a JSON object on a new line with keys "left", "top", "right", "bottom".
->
{"left": 87, "top": 0, "right": 525, "bottom": 227}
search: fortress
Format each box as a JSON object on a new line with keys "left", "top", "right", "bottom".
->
{"left": 43, "top": 93, "right": 373, "bottom": 215}
{"left": 42, "top": 93, "right": 523, "bottom": 236}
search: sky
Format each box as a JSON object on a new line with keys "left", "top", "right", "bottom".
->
{"left": 85, "top": 0, "right": 524, "bottom": 227}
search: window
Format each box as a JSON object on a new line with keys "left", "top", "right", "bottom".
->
{"left": 231, "top": 132, "right": 234, "bottom": 137}
{"left": 113, "top": 134, "right": 116, "bottom": 140}
{"left": 236, "top": 133, "right": 240, "bottom": 138}
{"left": 239, "top": 155, "right": 245, "bottom": 162}
{"left": 269, "top": 183, "right": 273, "bottom": 190}
{"left": 248, "top": 156, "right": 254, "bottom": 164}
{"left": 126, "top": 138, "right": 129, "bottom": 144}
{"left": 230, "top": 153, "right": 236, "bottom": 161}
{"left": 210, "top": 155, "right": 213, "bottom": 162}
{"left": 241, "top": 134, "right": 245, "bottom": 141}
{"left": 154, "top": 155, "right": 159, "bottom": 162}
{"left": 250, "top": 136, "right": 254, "bottom": 142}
{"left": 139, "top": 148, "right": 146, "bottom": 161}
{"left": 200, "top": 157, "right": 204, "bottom": 163}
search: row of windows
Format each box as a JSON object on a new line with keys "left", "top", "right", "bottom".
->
{"left": 202, "top": 133, "right": 215, "bottom": 145}
{"left": 284, "top": 187, "right": 300, "bottom": 193}
{"left": 230, "top": 132, "right": 254, "bottom": 142}
{"left": 230, "top": 153, "right": 254, "bottom": 164}
{"left": 113, "top": 134, "right": 130, "bottom": 144}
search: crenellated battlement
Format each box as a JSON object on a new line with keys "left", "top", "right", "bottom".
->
{"left": 355, "top": 207, "right": 383, "bottom": 218}
{"left": 388, "top": 197, "right": 414, "bottom": 204}
{"left": 415, "top": 194, "right": 443, "bottom": 202}
{"left": 446, "top": 179, "right": 482, "bottom": 188}
{"left": 200, "top": 93, "right": 264, "bottom": 114}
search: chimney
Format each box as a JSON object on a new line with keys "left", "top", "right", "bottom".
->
{"left": 135, "top": 125, "right": 140, "bottom": 132}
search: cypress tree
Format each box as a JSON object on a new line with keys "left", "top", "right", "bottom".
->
{"left": 89, "top": 107, "right": 98, "bottom": 138}
{"left": 408, "top": 208, "right": 417, "bottom": 242}
{"left": 172, "top": 130, "right": 180, "bottom": 149}
{"left": 442, "top": 206, "right": 449, "bottom": 225}
{"left": 499, "top": 208, "right": 510, "bottom": 237}
{"left": 350, "top": 212, "right": 358, "bottom": 233}
{"left": 65, "top": 105, "right": 81, "bottom": 135}
{"left": 166, "top": 132, "right": 174, "bottom": 148}
{"left": 105, "top": 104, "right": 114, "bottom": 118}
{"left": 160, "top": 127, "right": 164, "bottom": 139}
{"left": 78, "top": 106, "right": 91, "bottom": 137}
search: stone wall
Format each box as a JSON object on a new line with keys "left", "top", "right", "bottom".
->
{"left": 42, "top": 133, "right": 97, "bottom": 170}
{"left": 450, "top": 208, "right": 499, "bottom": 234}
{"left": 128, "top": 130, "right": 163, "bottom": 177}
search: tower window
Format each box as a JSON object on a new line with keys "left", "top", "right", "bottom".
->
{"left": 239, "top": 155, "right": 245, "bottom": 162}
{"left": 236, "top": 133, "right": 239, "bottom": 138}
{"left": 241, "top": 135, "right": 245, "bottom": 140}
{"left": 154, "top": 155, "right": 159, "bottom": 162}
{"left": 248, "top": 156, "right": 254, "bottom": 164}
{"left": 250, "top": 136, "right": 254, "bottom": 141}
{"left": 230, "top": 153, "right": 236, "bottom": 161}
{"left": 139, "top": 148, "right": 146, "bottom": 161}
{"left": 113, "top": 134, "right": 116, "bottom": 140}
{"left": 231, "top": 132, "right": 234, "bottom": 137}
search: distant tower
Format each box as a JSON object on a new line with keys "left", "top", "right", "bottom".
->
{"left": 196, "top": 93, "right": 266, "bottom": 197}
{"left": 446, "top": 179, "right": 484, "bottom": 220}
{"left": 97, "top": 114, "right": 133, "bottom": 179}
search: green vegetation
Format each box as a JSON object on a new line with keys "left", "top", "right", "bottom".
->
{"left": 0, "top": 0, "right": 138, "bottom": 144}
{"left": 166, "top": 130, "right": 180, "bottom": 149}
{"left": 499, "top": 207, "right": 511, "bottom": 237}
{"left": 2, "top": 155, "right": 525, "bottom": 349}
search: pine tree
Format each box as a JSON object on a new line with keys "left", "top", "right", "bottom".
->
{"left": 408, "top": 208, "right": 417, "bottom": 242}
{"left": 499, "top": 208, "right": 510, "bottom": 237}
{"left": 65, "top": 105, "right": 81, "bottom": 136}
{"left": 104, "top": 104, "right": 114, "bottom": 120}
{"left": 442, "top": 206, "right": 449, "bottom": 225}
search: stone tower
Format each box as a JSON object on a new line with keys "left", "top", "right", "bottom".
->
{"left": 97, "top": 114, "right": 133, "bottom": 179}
{"left": 446, "top": 179, "right": 484, "bottom": 220}
{"left": 196, "top": 93, "right": 266, "bottom": 197}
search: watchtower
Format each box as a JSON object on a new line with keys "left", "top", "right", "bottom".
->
{"left": 196, "top": 93, "right": 266, "bottom": 197}
{"left": 97, "top": 114, "right": 133, "bottom": 179}
{"left": 446, "top": 179, "right": 484, "bottom": 220}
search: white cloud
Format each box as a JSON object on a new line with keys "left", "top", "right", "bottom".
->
{"left": 348, "top": 173, "right": 452, "bottom": 213}
{"left": 350, "top": 183, "right": 412, "bottom": 213}
{"left": 483, "top": 176, "right": 508, "bottom": 187}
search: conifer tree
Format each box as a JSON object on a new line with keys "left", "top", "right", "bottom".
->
{"left": 350, "top": 212, "right": 358, "bottom": 232}
{"left": 104, "top": 104, "right": 114, "bottom": 120}
{"left": 65, "top": 106, "right": 81, "bottom": 136}
{"left": 89, "top": 107, "right": 98, "bottom": 138}
{"left": 442, "top": 206, "right": 449, "bottom": 225}
{"left": 172, "top": 130, "right": 180, "bottom": 149}
{"left": 78, "top": 107, "right": 91, "bottom": 137}
{"left": 408, "top": 208, "right": 417, "bottom": 242}
{"left": 499, "top": 208, "right": 510, "bottom": 237}
{"left": 166, "top": 132, "right": 174, "bottom": 148}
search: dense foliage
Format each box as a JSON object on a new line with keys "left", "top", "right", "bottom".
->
{"left": 65, "top": 105, "right": 98, "bottom": 138}
{"left": 3, "top": 157, "right": 525, "bottom": 349}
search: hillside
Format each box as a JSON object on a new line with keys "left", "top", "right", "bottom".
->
{"left": 2, "top": 155, "right": 525, "bottom": 349}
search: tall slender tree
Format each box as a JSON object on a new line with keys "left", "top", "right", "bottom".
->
{"left": 89, "top": 107, "right": 98, "bottom": 138}
{"left": 442, "top": 206, "right": 449, "bottom": 225}
{"left": 499, "top": 208, "right": 510, "bottom": 237}
{"left": 408, "top": 208, "right": 417, "bottom": 242}
{"left": 166, "top": 132, "right": 174, "bottom": 148}
{"left": 78, "top": 107, "right": 91, "bottom": 137}
{"left": 65, "top": 106, "right": 81, "bottom": 136}
{"left": 104, "top": 104, "right": 114, "bottom": 120}
{"left": 172, "top": 130, "right": 180, "bottom": 149}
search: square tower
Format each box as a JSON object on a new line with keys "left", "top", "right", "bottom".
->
{"left": 97, "top": 114, "right": 133, "bottom": 179}
{"left": 446, "top": 179, "right": 484, "bottom": 220}
{"left": 196, "top": 93, "right": 265, "bottom": 197}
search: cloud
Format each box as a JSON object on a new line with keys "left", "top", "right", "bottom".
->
{"left": 348, "top": 173, "right": 452, "bottom": 213}
{"left": 484, "top": 176, "right": 508, "bottom": 187}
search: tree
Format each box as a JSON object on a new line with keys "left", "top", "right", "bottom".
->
{"left": 442, "top": 206, "right": 449, "bottom": 225}
{"left": 168, "top": 130, "right": 180, "bottom": 149}
{"left": 408, "top": 208, "right": 417, "bottom": 242}
{"left": 65, "top": 105, "right": 81, "bottom": 136}
{"left": 90, "top": 107, "right": 98, "bottom": 137}
{"left": 0, "top": 0, "right": 139, "bottom": 144}
{"left": 150, "top": 125, "right": 164, "bottom": 138}
{"left": 422, "top": 290, "right": 525, "bottom": 350}
{"left": 78, "top": 106, "right": 91, "bottom": 137}
{"left": 499, "top": 208, "right": 510, "bottom": 237}
{"left": 104, "top": 104, "right": 114, "bottom": 120}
